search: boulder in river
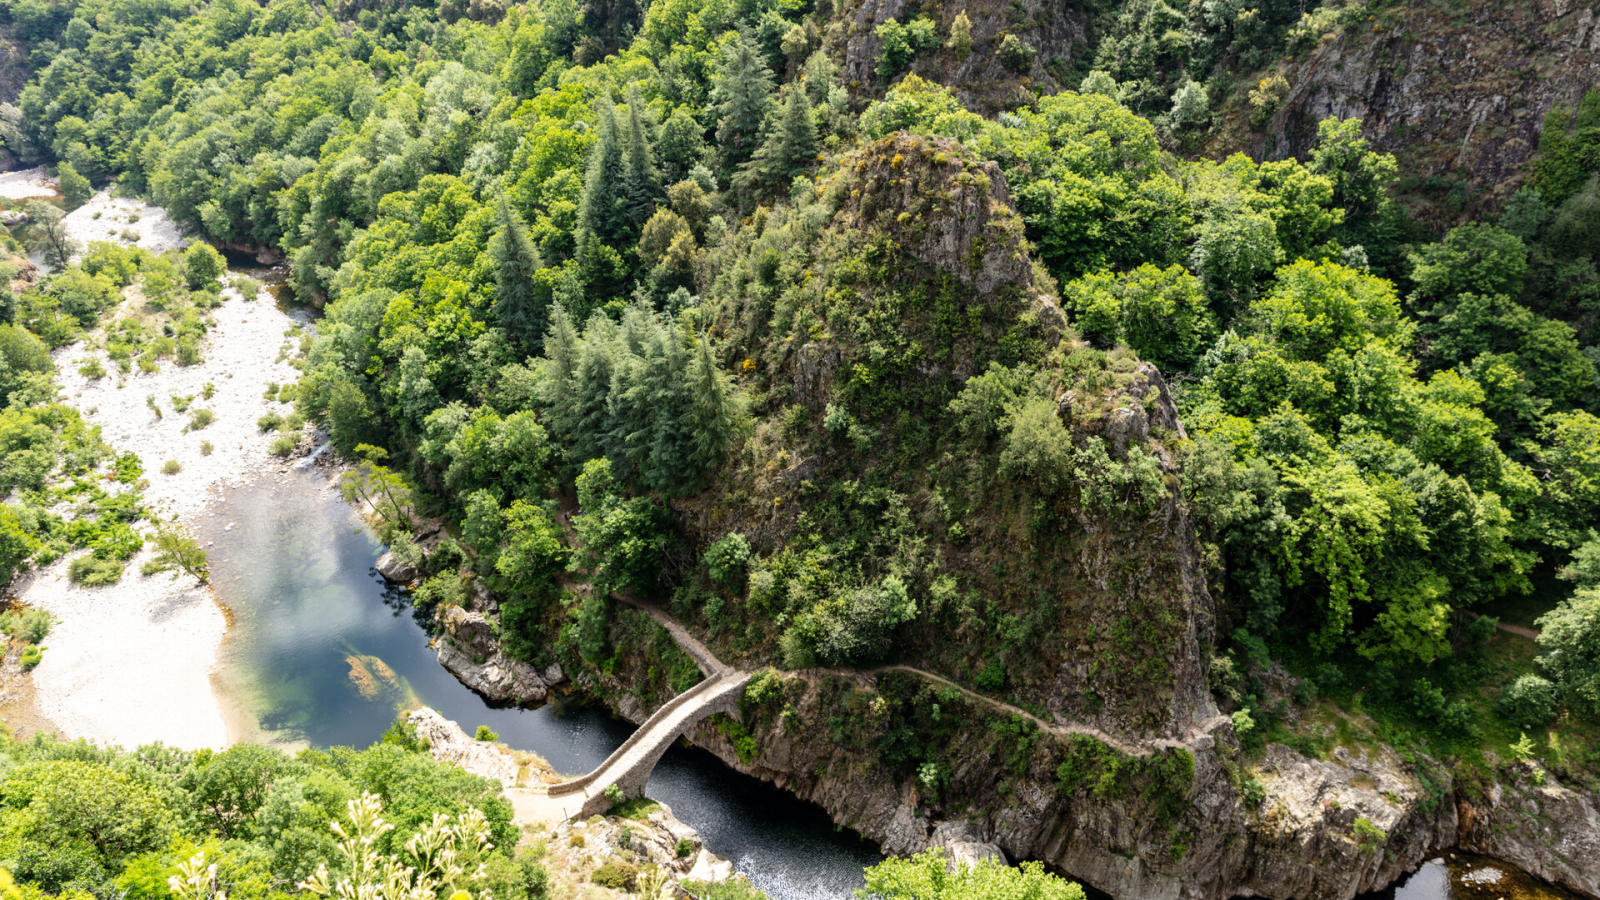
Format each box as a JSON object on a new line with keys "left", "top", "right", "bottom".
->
{"left": 374, "top": 550, "right": 417, "bottom": 583}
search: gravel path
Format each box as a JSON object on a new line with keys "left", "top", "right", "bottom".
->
{"left": 18, "top": 195, "right": 304, "bottom": 750}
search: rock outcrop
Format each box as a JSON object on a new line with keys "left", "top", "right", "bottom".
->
{"left": 435, "top": 605, "right": 563, "bottom": 704}
{"left": 1250, "top": 0, "right": 1600, "bottom": 212}
{"left": 406, "top": 707, "right": 521, "bottom": 788}
{"left": 1458, "top": 763, "right": 1600, "bottom": 897}
{"left": 374, "top": 550, "right": 417, "bottom": 584}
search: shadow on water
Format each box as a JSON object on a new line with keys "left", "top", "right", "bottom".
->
{"left": 197, "top": 465, "right": 880, "bottom": 900}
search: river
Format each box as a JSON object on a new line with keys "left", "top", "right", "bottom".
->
{"left": 194, "top": 463, "right": 881, "bottom": 900}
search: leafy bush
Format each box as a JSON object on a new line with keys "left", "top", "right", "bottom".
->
{"left": 1499, "top": 674, "right": 1559, "bottom": 731}
{"left": 589, "top": 862, "right": 635, "bottom": 890}
{"left": 258, "top": 412, "right": 284, "bottom": 432}
{"left": 187, "top": 408, "right": 214, "bottom": 430}
{"left": 874, "top": 17, "right": 937, "bottom": 79}
{"left": 200, "top": 441, "right": 213, "bottom": 456}
{"left": 270, "top": 436, "right": 297, "bottom": 457}
{"left": 68, "top": 554, "right": 124, "bottom": 586}
{"left": 475, "top": 725, "right": 498, "bottom": 742}
{"left": 861, "top": 851, "right": 1082, "bottom": 900}
{"left": 2, "top": 608, "right": 54, "bottom": 644}
{"left": 677, "top": 838, "right": 694, "bottom": 858}
{"left": 19, "top": 644, "right": 42, "bottom": 670}
{"left": 161, "top": 460, "right": 181, "bottom": 475}
{"left": 703, "top": 533, "right": 751, "bottom": 587}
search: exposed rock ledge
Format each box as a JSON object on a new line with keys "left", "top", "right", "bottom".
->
{"left": 407, "top": 707, "right": 738, "bottom": 886}
{"left": 435, "top": 605, "right": 564, "bottom": 705}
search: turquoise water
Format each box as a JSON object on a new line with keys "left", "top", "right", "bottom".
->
{"left": 197, "top": 466, "right": 881, "bottom": 900}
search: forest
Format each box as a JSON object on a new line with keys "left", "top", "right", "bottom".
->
{"left": 4, "top": 0, "right": 1600, "bottom": 892}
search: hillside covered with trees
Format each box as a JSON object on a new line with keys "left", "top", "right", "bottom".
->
{"left": 5, "top": 0, "right": 1600, "bottom": 894}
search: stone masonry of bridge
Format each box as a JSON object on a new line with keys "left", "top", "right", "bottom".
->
{"left": 522, "top": 598, "right": 751, "bottom": 819}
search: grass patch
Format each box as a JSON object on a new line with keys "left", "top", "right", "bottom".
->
{"left": 609, "top": 796, "right": 662, "bottom": 820}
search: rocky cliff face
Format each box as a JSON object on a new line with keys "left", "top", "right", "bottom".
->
{"left": 828, "top": 0, "right": 1089, "bottom": 112}
{"left": 1457, "top": 760, "right": 1600, "bottom": 897}
{"left": 1242, "top": 0, "right": 1600, "bottom": 215}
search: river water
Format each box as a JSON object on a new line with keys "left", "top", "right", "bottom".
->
{"left": 195, "top": 465, "right": 880, "bottom": 900}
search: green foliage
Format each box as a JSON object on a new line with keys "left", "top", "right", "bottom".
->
{"left": 874, "top": 17, "right": 937, "bottom": 80}
{"left": 68, "top": 553, "right": 124, "bottom": 586}
{"left": 572, "top": 458, "right": 670, "bottom": 596}
{"left": 859, "top": 850, "right": 1084, "bottom": 900}
{"left": 142, "top": 521, "right": 208, "bottom": 585}
{"left": 57, "top": 163, "right": 92, "bottom": 209}
{"left": 685, "top": 879, "right": 768, "bottom": 900}
{"left": 1498, "top": 673, "right": 1558, "bottom": 731}
{"left": 1061, "top": 264, "right": 1215, "bottom": 370}
{"left": 1055, "top": 736, "right": 1194, "bottom": 831}
{"left": 590, "top": 861, "right": 635, "bottom": 890}
{"left": 1, "top": 608, "right": 53, "bottom": 644}
{"left": 182, "top": 244, "right": 226, "bottom": 292}
{"left": 475, "top": 725, "right": 499, "bottom": 742}
{"left": 703, "top": 533, "right": 751, "bottom": 587}
{"left": 1352, "top": 817, "right": 1385, "bottom": 853}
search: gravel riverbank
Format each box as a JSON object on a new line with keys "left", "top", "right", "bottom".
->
{"left": 17, "top": 188, "right": 306, "bottom": 750}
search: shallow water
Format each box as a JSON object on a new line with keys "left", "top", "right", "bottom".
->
{"left": 197, "top": 466, "right": 880, "bottom": 900}
{"left": 1357, "top": 853, "right": 1581, "bottom": 900}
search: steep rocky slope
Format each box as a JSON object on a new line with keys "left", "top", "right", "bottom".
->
{"left": 428, "top": 132, "right": 1600, "bottom": 899}
{"left": 1224, "top": 0, "right": 1600, "bottom": 218}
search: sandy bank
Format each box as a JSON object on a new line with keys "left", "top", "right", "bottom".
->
{"left": 18, "top": 189, "right": 305, "bottom": 750}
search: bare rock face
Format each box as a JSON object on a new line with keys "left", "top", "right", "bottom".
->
{"left": 1458, "top": 764, "right": 1600, "bottom": 896}
{"left": 1254, "top": 0, "right": 1600, "bottom": 211}
{"left": 681, "top": 676, "right": 1471, "bottom": 900}
{"left": 406, "top": 706, "right": 520, "bottom": 788}
{"left": 374, "top": 551, "right": 417, "bottom": 584}
{"left": 436, "top": 606, "right": 558, "bottom": 705}
{"left": 832, "top": 0, "right": 1088, "bottom": 114}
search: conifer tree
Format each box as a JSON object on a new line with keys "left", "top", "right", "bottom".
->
{"left": 541, "top": 304, "right": 582, "bottom": 440}
{"left": 684, "top": 334, "right": 738, "bottom": 481}
{"left": 577, "top": 94, "right": 626, "bottom": 257}
{"left": 490, "top": 197, "right": 545, "bottom": 347}
{"left": 569, "top": 315, "right": 620, "bottom": 467}
{"left": 621, "top": 83, "right": 664, "bottom": 228}
{"left": 711, "top": 30, "right": 776, "bottom": 172}
{"left": 606, "top": 322, "right": 653, "bottom": 481}
{"left": 645, "top": 325, "right": 694, "bottom": 494}
{"left": 734, "top": 83, "right": 817, "bottom": 194}
{"left": 948, "top": 11, "right": 973, "bottom": 60}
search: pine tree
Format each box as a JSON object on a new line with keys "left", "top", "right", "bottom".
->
{"left": 621, "top": 83, "right": 664, "bottom": 228}
{"left": 645, "top": 324, "right": 694, "bottom": 494}
{"left": 569, "top": 315, "right": 619, "bottom": 467}
{"left": 711, "top": 30, "right": 775, "bottom": 172}
{"left": 606, "top": 303, "right": 658, "bottom": 481}
{"left": 577, "top": 94, "right": 626, "bottom": 257}
{"left": 490, "top": 197, "right": 545, "bottom": 347}
{"left": 684, "top": 334, "right": 738, "bottom": 482}
{"left": 734, "top": 83, "right": 817, "bottom": 194}
{"left": 541, "top": 304, "right": 582, "bottom": 440}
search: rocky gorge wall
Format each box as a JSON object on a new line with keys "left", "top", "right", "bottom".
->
{"left": 1241, "top": 0, "right": 1600, "bottom": 215}
{"left": 422, "top": 558, "right": 1600, "bottom": 900}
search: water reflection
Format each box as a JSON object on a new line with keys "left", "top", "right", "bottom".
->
{"left": 198, "top": 467, "right": 880, "bottom": 898}
{"left": 1359, "top": 854, "right": 1581, "bottom": 900}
